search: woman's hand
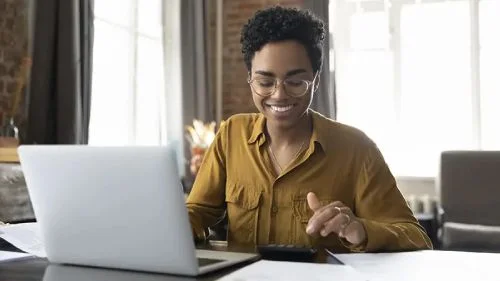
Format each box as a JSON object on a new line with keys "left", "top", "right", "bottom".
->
{"left": 306, "top": 192, "right": 366, "bottom": 246}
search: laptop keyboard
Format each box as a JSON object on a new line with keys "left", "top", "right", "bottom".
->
{"left": 197, "top": 258, "right": 225, "bottom": 267}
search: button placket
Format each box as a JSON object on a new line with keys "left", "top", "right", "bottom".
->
{"left": 271, "top": 205, "right": 278, "bottom": 215}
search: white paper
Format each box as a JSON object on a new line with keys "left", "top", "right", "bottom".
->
{"left": 334, "top": 250, "right": 500, "bottom": 281}
{"left": 0, "top": 222, "right": 46, "bottom": 257}
{"left": 0, "top": 250, "right": 34, "bottom": 263}
{"left": 217, "top": 260, "right": 369, "bottom": 281}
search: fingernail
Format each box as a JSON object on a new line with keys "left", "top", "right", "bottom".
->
{"left": 321, "top": 230, "right": 328, "bottom": 237}
{"left": 306, "top": 225, "right": 314, "bottom": 234}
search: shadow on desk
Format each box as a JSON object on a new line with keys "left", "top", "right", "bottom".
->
{"left": 0, "top": 240, "right": 342, "bottom": 281}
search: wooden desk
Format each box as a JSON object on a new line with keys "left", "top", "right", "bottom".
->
{"left": 0, "top": 147, "right": 19, "bottom": 163}
{"left": 0, "top": 241, "right": 341, "bottom": 281}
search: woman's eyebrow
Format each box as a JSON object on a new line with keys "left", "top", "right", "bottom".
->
{"left": 254, "top": 70, "right": 275, "bottom": 77}
{"left": 285, "top": 69, "right": 307, "bottom": 77}
{"left": 254, "top": 69, "right": 307, "bottom": 77}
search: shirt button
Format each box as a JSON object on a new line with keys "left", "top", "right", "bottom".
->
{"left": 271, "top": 206, "right": 278, "bottom": 214}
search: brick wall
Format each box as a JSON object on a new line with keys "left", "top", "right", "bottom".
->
{"left": 0, "top": 0, "right": 30, "bottom": 138}
{"left": 221, "top": 0, "right": 304, "bottom": 119}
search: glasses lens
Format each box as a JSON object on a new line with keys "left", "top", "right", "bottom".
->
{"left": 250, "top": 78, "right": 275, "bottom": 96}
{"left": 250, "top": 78, "right": 310, "bottom": 97}
{"left": 284, "top": 79, "right": 308, "bottom": 97}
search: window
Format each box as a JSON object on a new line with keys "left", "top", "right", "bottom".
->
{"left": 89, "top": 0, "right": 166, "bottom": 145}
{"left": 330, "top": 0, "right": 500, "bottom": 177}
{"left": 479, "top": 0, "right": 500, "bottom": 150}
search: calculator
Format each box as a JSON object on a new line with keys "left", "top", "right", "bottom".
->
{"left": 257, "top": 244, "right": 318, "bottom": 262}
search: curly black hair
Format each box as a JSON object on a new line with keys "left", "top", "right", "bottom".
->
{"left": 240, "top": 6, "right": 326, "bottom": 74}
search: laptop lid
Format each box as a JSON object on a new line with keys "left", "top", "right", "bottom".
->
{"left": 18, "top": 145, "right": 200, "bottom": 275}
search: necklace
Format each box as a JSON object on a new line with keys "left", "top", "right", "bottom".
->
{"left": 268, "top": 140, "right": 306, "bottom": 173}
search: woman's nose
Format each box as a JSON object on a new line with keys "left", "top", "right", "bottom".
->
{"left": 271, "top": 81, "right": 288, "bottom": 99}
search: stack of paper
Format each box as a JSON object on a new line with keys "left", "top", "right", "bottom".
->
{"left": 0, "top": 222, "right": 46, "bottom": 257}
{"left": 335, "top": 250, "right": 500, "bottom": 281}
{"left": 217, "top": 260, "right": 369, "bottom": 281}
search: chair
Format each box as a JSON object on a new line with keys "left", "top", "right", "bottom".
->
{"left": 438, "top": 151, "right": 500, "bottom": 252}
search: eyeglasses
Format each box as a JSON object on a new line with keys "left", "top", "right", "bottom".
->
{"left": 247, "top": 74, "right": 317, "bottom": 98}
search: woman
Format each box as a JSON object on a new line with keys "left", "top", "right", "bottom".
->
{"left": 186, "top": 6, "right": 432, "bottom": 252}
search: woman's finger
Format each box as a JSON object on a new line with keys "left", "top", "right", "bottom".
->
{"left": 306, "top": 201, "right": 345, "bottom": 234}
{"left": 320, "top": 207, "right": 351, "bottom": 237}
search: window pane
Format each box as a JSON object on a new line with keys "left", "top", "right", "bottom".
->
{"left": 94, "top": 0, "right": 133, "bottom": 26}
{"left": 397, "top": 1, "right": 473, "bottom": 177}
{"left": 349, "top": 11, "right": 389, "bottom": 50}
{"left": 336, "top": 51, "right": 396, "bottom": 157}
{"left": 335, "top": 6, "right": 395, "bottom": 167}
{"left": 138, "top": 0, "right": 162, "bottom": 38}
{"left": 480, "top": 48, "right": 500, "bottom": 150}
{"left": 135, "top": 36, "right": 164, "bottom": 145}
{"left": 89, "top": 20, "right": 133, "bottom": 145}
{"left": 480, "top": 0, "right": 500, "bottom": 149}
{"left": 479, "top": 0, "right": 500, "bottom": 48}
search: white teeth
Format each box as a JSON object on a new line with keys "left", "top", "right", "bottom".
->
{"left": 270, "top": 105, "right": 293, "bottom": 112}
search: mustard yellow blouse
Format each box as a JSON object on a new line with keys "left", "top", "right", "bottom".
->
{"left": 186, "top": 110, "right": 432, "bottom": 252}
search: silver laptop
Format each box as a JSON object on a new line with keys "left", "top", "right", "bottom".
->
{"left": 43, "top": 263, "right": 190, "bottom": 281}
{"left": 18, "top": 145, "right": 258, "bottom": 276}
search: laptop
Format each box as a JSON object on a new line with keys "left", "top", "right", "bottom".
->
{"left": 18, "top": 145, "right": 258, "bottom": 276}
{"left": 43, "top": 263, "right": 189, "bottom": 281}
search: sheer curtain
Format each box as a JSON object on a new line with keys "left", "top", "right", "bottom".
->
{"left": 162, "top": 0, "right": 185, "bottom": 174}
{"left": 330, "top": 0, "right": 500, "bottom": 178}
{"left": 89, "top": 0, "right": 184, "bottom": 172}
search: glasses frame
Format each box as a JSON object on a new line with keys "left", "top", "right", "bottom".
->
{"left": 247, "top": 72, "right": 318, "bottom": 98}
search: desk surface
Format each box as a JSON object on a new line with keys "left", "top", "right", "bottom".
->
{"left": 0, "top": 241, "right": 341, "bottom": 281}
{"left": 0, "top": 147, "right": 20, "bottom": 163}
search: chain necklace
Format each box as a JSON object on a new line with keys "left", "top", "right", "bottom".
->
{"left": 268, "top": 140, "right": 306, "bottom": 173}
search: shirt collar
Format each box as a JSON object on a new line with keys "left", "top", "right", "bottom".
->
{"left": 247, "top": 110, "right": 330, "bottom": 152}
{"left": 247, "top": 113, "right": 266, "bottom": 145}
{"left": 309, "top": 110, "right": 329, "bottom": 153}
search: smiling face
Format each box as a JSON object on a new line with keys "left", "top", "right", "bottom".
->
{"left": 249, "top": 40, "right": 317, "bottom": 129}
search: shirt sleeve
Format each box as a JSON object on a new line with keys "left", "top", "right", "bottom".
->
{"left": 185, "top": 121, "right": 228, "bottom": 241}
{"left": 343, "top": 144, "right": 433, "bottom": 252}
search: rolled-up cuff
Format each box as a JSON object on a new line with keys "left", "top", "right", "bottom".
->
{"left": 188, "top": 212, "right": 208, "bottom": 242}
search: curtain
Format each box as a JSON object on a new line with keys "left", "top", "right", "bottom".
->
{"left": 302, "top": 0, "right": 337, "bottom": 120}
{"left": 180, "top": 0, "right": 215, "bottom": 125}
{"left": 26, "top": 0, "right": 94, "bottom": 144}
{"left": 178, "top": 0, "right": 215, "bottom": 179}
